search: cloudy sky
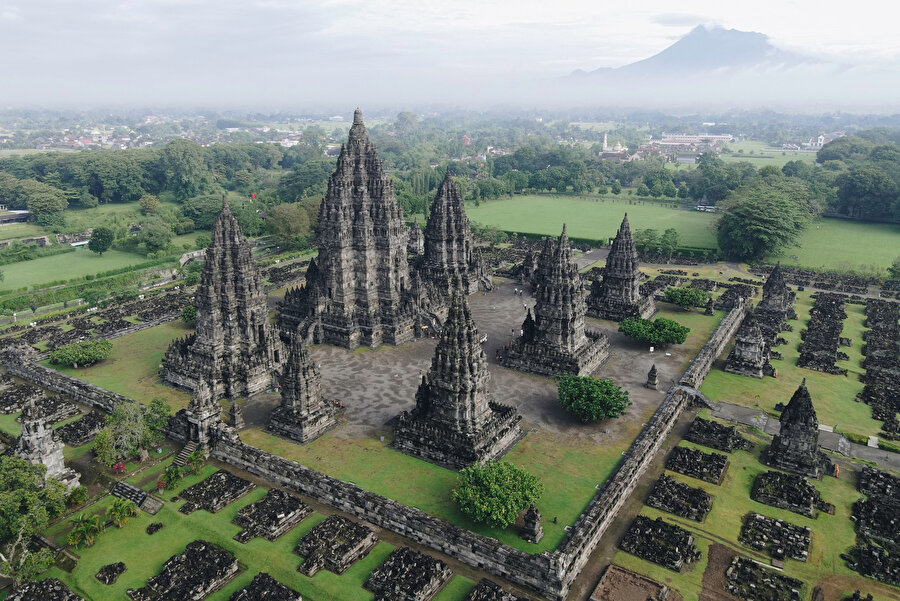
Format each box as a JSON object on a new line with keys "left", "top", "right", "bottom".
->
{"left": 1, "top": 0, "right": 897, "bottom": 107}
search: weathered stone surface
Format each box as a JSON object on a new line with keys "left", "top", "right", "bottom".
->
{"left": 295, "top": 514, "right": 377, "bottom": 576}
{"left": 164, "top": 197, "right": 283, "bottom": 398}
{"left": 56, "top": 410, "right": 105, "bottom": 446}
{"left": 860, "top": 299, "right": 900, "bottom": 429}
{"left": 646, "top": 474, "right": 712, "bottom": 521}
{"left": 279, "top": 109, "right": 416, "bottom": 349}
{"left": 365, "top": 546, "right": 453, "bottom": 601}
{"left": 127, "top": 540, "right": 238, "bottom": 601}
{"left": 751, "top": 471, "right": 830, "bottom": 518}
{"left": 146, "top": 522, "right": 163, "bottom": 535}
{"left": 232, "top": 488, "right": 312, "bottom": 543}
{"left": 180, "top": 379, "right": 223, "bottom": 448}
{"left": 619, "top": 516, "right": 701, "bottom": 572}
{"left": 95, "top": 562, "right": 127, "bottom": 585}
{"left": 178, "top": 469, "right": 255, "bottom": 514}
{"left": 797, "top": 292, "right": 848, "bottom": 375}
{"left": 520, "top": 503, "right": 544, "bottom": 544}
{"left": 587, "top": 215, "right": 655, "bottom": 322}
{"left": 15, "top": 399, "right": 80, "bottom": 489}
{"left": 725, "top": 312, "right": 775, "bottom": 378}
{"left": 465, "top": 579, "right": 528, "bottom": 601}
{"left": 6, "top": 578, "right": 84, "bottom": 601}
{"left": 665, "top": 446, "right": 728, "bottom": 484}
{"left": 229, "top": 572, "right": 302, "bottom": 601}
{"left": 408, "top": 217, "right": 425, "bottom": 256}
{"left": 500, "top": 226, "right": 609, "bottom": 378}
{"left": 393, "top": 293, "right": 522, "bottom": 470}
{"left": 766, "top": 379, "right": 830, "bottom": 478}
{"left": 845, "top": 536, "right": 900, "bottom": 586}
{"left": 645, "top": 363, "right": 659, "bottom": 389}
{"left": 268, "top": 333, "right": 337, "bottom": 444}
{"left": 739, "top": 512, "right": 811, "bottom": 561}
{"left": 853, "top": 467, "right": 900, "bottom": 545}
{"left": 589, "top": 565, "right": 670, "bottom": 601}
{"left": 724, "top": 556, "right": 803, "bottom": 601}
{"left": 685, "top": 417, "right": 752, "bottom": 453}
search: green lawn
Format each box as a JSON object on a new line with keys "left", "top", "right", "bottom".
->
{"left": 702, "top": 291, "right": 882, "bottom": 441}
{"left": 721, "top": 140, "right": 819, "bottom": 168}
{"left": 0, "top": 248, "right": 155, "bottom": 291}
{"left": 242, "top": 426, "right": 628, "bottom": 554}
{"left": 615, "top": 438, "right": 879, "bottom": 601}
{"left": 40, "top": 320, "right": 193, "bottom": 411}
{"left": 787, "top": 218, "right": 900, "bottom": 272}
{"left": 467, "top": 195, "right": 718, "bottom": 248}
{"left": 0, "top": 222, "right": 48, "bottom": 241}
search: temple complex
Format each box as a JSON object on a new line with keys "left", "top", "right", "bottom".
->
{"left": 500, "top": 226, "right": 609, "bottom": 377}
{"left": 766, "top": 379, "right": 829, "bottom": 478}
{"left": 393, "top": 294, "right": 522, "bottom": 469}
{"left": 15, "top": 399, "right": 80, "bottom": 489}
{"left": 587, "top": 214, "right": 656, "bottom": 321}
{"left": 725, "top": 312, "right": 775, "bottom": 378}
{"left": 278, "top": 109, "right": 416, "bottom": 349}
{"left": 268, "top": 334, "right": 337, "bottom": 444}
{"left": 183, "top": 379, "right": 222, "bottom": 448}
{"left": 163, "top": 197, "right": 283, "bottom": 399}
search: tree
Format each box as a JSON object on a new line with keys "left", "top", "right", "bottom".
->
{"left": 835, "top": 167, "right": 899, "bottom": 220}
{"left": 716, "top": 182, "right": 811, "bottom": 261}
{"left": 67, "top": 514, "right": 103, "bottom": 548}
{"left": 48, "top": 338, "right": 112, "bottom": 368}
{"left": 663, "top": 287, "right": 708, "bottom": 310}
{"left": 108, "top": 498, "right": 138, "bottom": 528}
{"left": 160, "top": 139, "right": 208, "bottom": 200}
{"left": 194, "top": 234, "right": 211, "bottom": 250}
{"left": 94, "top": 400, "right": 170, "bottom": 466}
{"left": 619, "top": 317, "right": 690, "bottom": 346}
{"left": 889, "top": 256, "right": 900, "bottom": 280}
{"left": 452, "top": 461, "right": 543, "bottom": 528}
{"left": 138, "top": 219, "right": 173, "bottom": 253}
{"left": 659, "top": 228, "right": 680, "bottom": 259}
{"left": 20, "top": 180, "right": 67, "bottom": 227}
{"left": 611, "top": 180, "right": 622, "bottom": 194}
{"left": 92, "top": 429, "right": 118, "bottom": 467}
{"left": 266, "top": 203, "right": 311, "bottom": 249}
{"left": 87, "top": 226, "right": 114, "bottom": 256}
{"left": 139, "top": 194, "right": 161, "bottom": 214}
{"left": 556, "top": 374, "right": 631, "bottom": 422}
{"left": 181, "top": 305, "right": 197, "bottom": 325}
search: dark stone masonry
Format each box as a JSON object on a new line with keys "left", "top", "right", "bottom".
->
{"left": 6, "top": 578, "right": 84, "bottom": 601}
{"left": 725, "top": 312, "right": 775, "bottom": 378}
{"left": 365, "top": 546, "right": 453, "bottom": 601}
{"left": 665, "top": 446, "right": 729, "bottom": 484}
{"left": 500, "top": 225, "right": 610, "bottom": 378}
{"left": 127, "top": 540, "right": 239, "bottom": 601}
{"left": 163, "top": 197, "right": 284, "bottom": 398}
{"left": 844, "top": 536, "right": 900, "bottom": 586}
{"left": 229, "top": 572, "right": 302, "bottom": 601}
{"left": 465, "top": 579, "right": 528, "bottom": 601}
{"left": 619, "top": 515, "right": 701, "bottom": 572}
{"left": 754, "top": 263, "right": 797, "bottom": 344}
{"left": 853, "top": 467, "right": 899, "bottom": 546}
{"left": 766, "top": 379, "right": 830, "bottom": 478}
{"left": 739, "top": 512, "right": 811, "bottom": 561}
{"left": 587, "top": 214, "right": 656, "bottom": 321}
{"left": 232, "top": 488, "right": 312, "bottom": 543}
{"left": 57, "top": 410, "right": 105, "bottom": 446}
{"left": 646, "top": 474, "right": 712, "bottom": 521}
{"left": 295, "top": 514, "right": 378, "bottom": 576}
{"left": 751, "top": 471, "right": 831, "bottom": 518}
{"left": 178, "top": 469, "right": 255, "bottom": 514}
{"left": 724, "top": 556, "right": 803, "bottom": 601}
{"left": 685, "top": 417, "right": 752, "bottom": 453}
{"left": 797, "top": 292, "right": 848, "bottom": 375}
{"left": 393, "top": 293, "right": 522, "bottom": 470}
{"left": 520, "top": 503, "right": 544, "bottom": 544}
{"left": 15, "top": 399, "right": 80, "bottom": 489}
{"left": 95, "top": 562, "right": 127, "bottom": 585}
{"left": 860, "top": 299, "right": 900, "bottom": 430}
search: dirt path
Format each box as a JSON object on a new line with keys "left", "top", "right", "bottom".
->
{"left": 698, "top": 544, "right": 741, "bottom": 601}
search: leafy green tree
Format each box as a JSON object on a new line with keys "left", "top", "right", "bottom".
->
{"left": 139, "top": 219, "right": 173, "bottom": 253}
{"left": 266, "top": 203, "right": 311, "bottom": 249}
{"left": 66, "top": 486, "right": 88, "bottom": 508}
{"left": 108, "top": 498, "right": 137, "bottom": 528}
{"left": 67, "top": 514, "right": 103, "bottom": 548}
{"left": 619, "top": 317, "right": 690, "bottom": 346}
{"left": 663, "top": 287, "right": 707, "bottom": 309}
{"left": 835, "top": 167, "right": 899, "bottom": 220}
{"left": 194, "top": 234, "right": 211, "bottom": 250}
{"left": 163, "top": 464, "right": 183, "bottom": 490}
{"left": 889, "top": 256, "right": 900, "bottom": 280}
{"left": 87, "top": 226, "right": 114, "bottom": 256}
{"left": 278, "top": 160, "right": 332, "bottom": 202}
{"left": 659, "top": 228, "right": 680, "bottom": 259}
{"left": 139, "top": 194, "right": 161, "bottom": 214}
{"left": 160, "top": 139, "right": 208, "bottom": 200}
{"left": 611, "top": 180, "right": 622, "bottom": 194}
{"left": 92, "top": 429, "right": 118, "bottom": 467}
{"left": 20, "top": 180, "right": 67, "bottom": 227}
{"left": 48, "top": 338, "right": 112, "bottom": 368}
{"left": 181, "top": 305, "right": 197, "bottom": 325}
{"left": 452, "top": 461, "right": 543, "bottom": 528}
{"left": 556, "top": 374, "right": 631, "bottom": 422}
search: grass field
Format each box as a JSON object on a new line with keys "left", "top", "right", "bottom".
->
{"left": 722, "top": 140, "right": 819, "bottom": 167}
{"left": 0, "top": 248, "right": 156, "bottom": 291}
{"left": 614, "top": 438, "right": 889, "bottom": 601}
{"left": 0, "top": 222, "right": 48, "bottom": 241}
{"left": 41, "top": 320, "right": 193, "bottom": 411}
{"left": 44, "top": 463, "right": 480, "bottom": 601}
{"left": 788, "top": 219, "right": 900, "bottom": 271}
{"left": 702, "top": 290, "right": 883, "bottom": 441}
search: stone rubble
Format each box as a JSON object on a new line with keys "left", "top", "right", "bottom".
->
{"left": 295, "top": 514, "right": 378, "bottom": 576}
{"left": 724, "top": 556, "right": 803, "bottom": 601}
{"left": 665, "top": 446, "right": 729, "bottom": 484}
{"left": 232, "top": 488, "right": 312, "bottom": 543}
{"left": 618, "top": 515, "right": 701, "bottom": 572}
{"left": 685, "top": 417, "right": 752, "bottom": 453}
{"left": 228, "top": 572, "right": 302, "bottom": 601}
{"left": 646, "top": 474, "right": 712, "bottom": 522}
{"left": 178, "top": 469, "right": 255, "bottom": 514}
{"left": 739, "top": 512, "right": 811, "bottom": 561}
{"left": 127, "top": 540, "right": 239, "bottom": 601}
{"left": 365, "top": 546, "right": 453, "bottom": 601}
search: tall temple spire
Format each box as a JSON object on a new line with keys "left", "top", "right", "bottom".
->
{"left": 16, "top": 399, "right": 80, "bottom": 489}
{"left": 501, "top": 225, "right": 609, "bottom": 377}
{"left": 393, "top": 293, "right": 522, "bottom": 469}
{"left": 587, "top": 213, "right": 656, "bottom": 321}
{"left": 278, "top": 108, "right": 415, "bottom": 349}
{"left": 755, "top": 261, "right": 797, "bottom": 344}
{"left": 766, "top": 378, "right": 828, "bottom": 477}
{"left": 164, "top": 202, "right": 284, "bottom": 398}
{"left": 725, "top": 311, "right": 774, "bottom": 378}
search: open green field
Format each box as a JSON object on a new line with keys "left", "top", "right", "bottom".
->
{"left": 722, "top": 140, "right": 819, "bottom": 167}
{"left": 0, "top": 222, "right": 48, "bottom": 241}
{"left": 45, "top": 463, "right": 477, "bottom": 601}
{"left": 0, "top": 248, "right": 157, "bottom": 291}
{"left": 702, "top": 290, "right": 882, "bottom": 441}
{"left": 41, "top": 320, "right": 192, "bottom": 411}
{"left": 788, "top": 218, "right": 900, "bottom": 271}
{"left": 468, "top": 195, "right": 718, "bottom": 248}
{"left": 614, "top": 437, "right": 894, "bottom": 601}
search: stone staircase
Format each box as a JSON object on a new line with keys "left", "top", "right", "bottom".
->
{"left": 173, "top": 441, "right": 198, "bottom": 467}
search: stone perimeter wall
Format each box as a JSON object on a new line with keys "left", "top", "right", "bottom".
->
{"left": 0, "top": 303, "right": 748, "bottom": 600}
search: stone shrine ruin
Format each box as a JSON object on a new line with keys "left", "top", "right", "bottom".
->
{"left": 587, "top": 214, "right": 656, "bottom": 321}
{"left": 6, "top": 578, "right": 84, "bottom": 601}
{"left": 178, "top": 469, "right": 255, "bottom": 514}
{"left": 686, "top": 417, "right": 752, "bottom": 453}
{"left": 127, "top": 540, "right": 238, "bottom": 601}
{"left": 365, "top": 546, "right": 453, "bottom": 601}
{"left": 229, "top": 572, "right": 302, "bottom": 601}
{"left": 751, "top": 471, "right": 831, "bottom": 518}
{"left": 665, "top": 446, "right": 729, "bottom": 484}
{"left": 724, "top": 556, "right": 803, "bottom": 601}
{"left": 739, "top": 512, "right": 811, "bottom": 561}
{"left": 646, "top": 474, "right": 712, "bottom": 521}
{"left": 295, "top": 514, "right": 378, "bottom": 576}
{"left": 15, "top": 399, "right": 80, "bottom": 489}
{"left": 725, "top": 312, "right": 775, "bottom": 378}
{"left": 619, "top": 515, "right": 701, "bottom": 572}
{"left": 765, "top": 379, "right": 830, "bottom": 478}
{"left": 232, "top": 488, "right": 312, "bottom": 543}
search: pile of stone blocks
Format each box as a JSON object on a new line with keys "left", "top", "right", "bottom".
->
{"left": 465, "top": 579, "right": 528, "bottom": 601}
{"left": 797, "top": 292, "right": 848, "bottom": 375}
{"left": 739, "top": 512, "right": 811, "bottom": 561}
{"left": 724, "top": 557, "right": 803, "bottom": 601}
{"left": 229, "top": 572, "right": 302, "bottom": 601}
{"left": 178, "top": 470, "right": 255, "bottom": 514}
{"left": 665, "top": 446, "right": 729, "bottom": 484}
{"left": 751, "top": 471, "right": 830, "bottom": 518}
{"left": 295, "top": 515, "right": 378, "bottom": 576}
{"left": 685, "top": 417, "right": 751, "bottom": 452}
{"left": 6, "top": 579, "right": 84, "bottom": 601}
{"left": 365, "top": 546, "right": 453, "bottom": 601}
{"left": 646, "top": 475, "right": 712, "bottom": 522}
{"left": 56, "top": 410, "right": 105, "bottom": 446}
{"left": 127, "top": 540, "right": 238, "bottom": 601}
{"left": 619, "top": 516, "right": 701, "bottom": 572}
{"left": 232, "top": 488, "right": 312, "bottom": 543}
{"left": 95, "top": 562, "right": 127, "bottom": 585}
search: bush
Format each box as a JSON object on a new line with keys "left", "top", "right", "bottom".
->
{"left": 181, "top": 305, "right": 197, "bottom": 325}
{"left": 619, "top": 316, "right": 690, "bottom": 346}
{"left": 663, "top": 287, "right": 708, "bottom": 309}
{"left": 451, "top": 461, "right": 543, "bottom": 528}
{"left": 556, "top": 374, "right": 631, "bottom": 422}
{"left": 48, "top": 338, "right": 113, "bottom": 368}
{"left": 66, "top": 485, "right": 88, "bottom": 507}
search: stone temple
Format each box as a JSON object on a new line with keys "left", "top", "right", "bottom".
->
{"left": 501, "top": 225, "right": 609, "bottom": 377}
{"left": 587, "top": 214, "right": 656, "bottom": 321}
{"left": 725, "top": 312, "right": 775, "bottom": 378}
{"left": 393, "top": 293, "right": 522, "bottom": 470}
{"left": 16, "top": 399, "right": 80, "bottom": 489}
{"left": 268, "top": 334, "right": 337, "bottom": 444}
{"left": 755, "top": 262, "right": 797, "bottom": 343}
{"left": 164, "top": 197, "right": 283, "bottom": 399}
{"left": 415, "top": 171, "right": 492, "bottom": 302}
{"left": 279, "top": 109, "right": 417, "bottom": 349}
{"left": 766, "top": 379, "right": 829, "bottom": 478}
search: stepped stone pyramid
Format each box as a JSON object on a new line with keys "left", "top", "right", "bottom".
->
{"left": 393, "top": 294, "right": 522, "bottom": 469}
{"left": 587, "top": 214, "right": 656, "bottom": 321}
{"left": 16, "top": 400, "right": 80, "bottom": 489}
{"left": 268, "top": 334, "right": 337, "bottom": 444}
{"left": 725, "top": 312, "right": 775, "bottom": 378}
{"left": 279, "top": 109, "right": 416, "bottom": 349}
{"left": 163, "top": 197, "right": 283, "bottom": 399}
{"left": 766, "top": 379, "right": 829, "bottom": 478}
{"left": 501, "top": 225, "right": 610, "bottom": 377}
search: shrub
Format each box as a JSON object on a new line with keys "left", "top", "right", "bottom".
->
{"left": 66, "top": 486, "right": 88, "bottom": 507}
{"left": 619, "top": 316, "right": 690, "bottom": 346}
{"left": 452, "top": 461, "right": 543, "bottom": 528}
{"left": 48, "top": 338, "right": 113, "bottom": 368}
{"left": 663, "top": 287, "right": 708, "bottom": 309}
{"left": 181, "top": 305, "right": 197, "bottom": 325}
{"left": 556, "top": 374, "right": 631, "bottom": 422}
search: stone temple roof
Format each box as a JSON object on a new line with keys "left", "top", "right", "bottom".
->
{"left": 781, "top": 378, "right": 817, "bottom": 426}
